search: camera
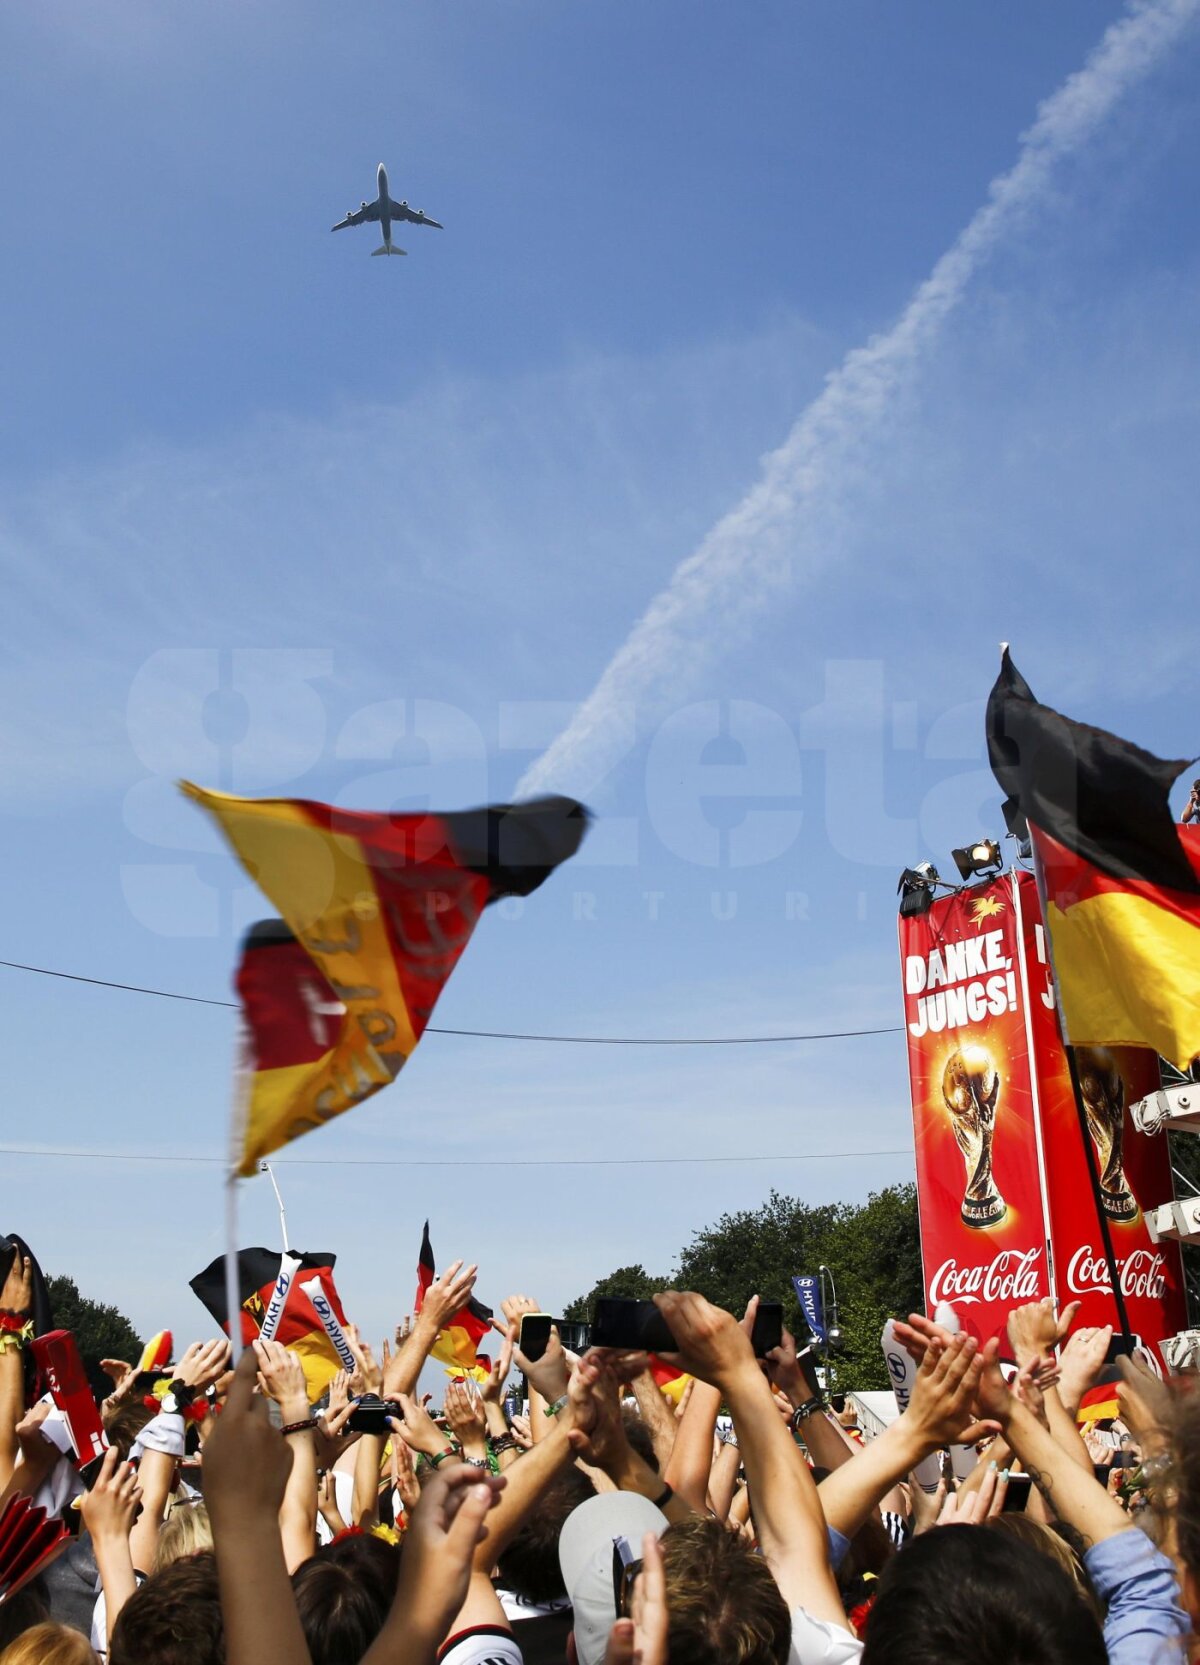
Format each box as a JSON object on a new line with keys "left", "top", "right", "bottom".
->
{"left": 347, "top": 1394, "right": 404, "bottom": 1434}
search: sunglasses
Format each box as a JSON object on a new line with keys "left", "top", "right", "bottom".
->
{"left": 612, "top": 1536, "right": 643, "bottom": 1619}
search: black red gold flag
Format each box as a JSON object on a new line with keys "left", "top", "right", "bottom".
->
{"left": 181, "top": 786, "right": 588, "bottom": 1175}
{"left": 189, "top": 1247, "right": 348, "bottom": 1402}
{"left": 986, "top": 648, "right": 1200, "bottom": 1068}
{"left": 415, "top": 1221, "right": 493, "bottom": 1376}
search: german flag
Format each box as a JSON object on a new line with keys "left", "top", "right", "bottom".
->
{"left": 183, "top": 786, "right": 588, "bottom": 1174}
{"left": 415, "top": 1222, "right": 493, "bottom": 1375}
{"left": 648, "top": 1356, "right": 693, "bottom": 1406}
{"left": 1077, "top": 1379, "right": 1120, "bottom": 1425}
{"left": 986, "top": 650, "right": 1200, "bottom": 1069}
{"left": 190, "top": 1247, "right": 349, "bottom": 1402}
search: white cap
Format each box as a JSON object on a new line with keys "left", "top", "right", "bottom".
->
{"left": 557, "top": 1491, "right": 668, "bottom": 1665}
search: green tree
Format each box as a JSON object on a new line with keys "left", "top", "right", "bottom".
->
{"left": 569, "top": 1185, "right": 922, "bottom": 1392}
{"left": 564, "top": 1263, "right": 670, "bottom": 1322}
{"left": 45, "top": 1274, "right": 142, "bottom": 1395}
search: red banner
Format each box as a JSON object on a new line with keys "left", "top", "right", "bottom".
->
{"left": 900, "top": 869, "right": 1187, "bottom": 1369}
{"left": 900, "top": 875, "right": 1053, "bottom": 1346}
{"left": 1012, "top": 870, "right": 1187, "bottom": 1370}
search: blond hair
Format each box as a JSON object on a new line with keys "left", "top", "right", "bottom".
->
{"left": 0, "top": 1622, "right": 99, "bottom": 1665}
{"left": 154, "top": 1500, "right": 213, "bottom": 1572}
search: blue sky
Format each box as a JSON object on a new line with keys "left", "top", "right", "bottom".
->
{"left": 3, "top": 0, "right": 1200, "bottom": 1354}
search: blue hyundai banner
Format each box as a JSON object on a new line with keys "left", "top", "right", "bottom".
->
{"left": 792, "top": 1274, "right": 825, "bottom": 1343}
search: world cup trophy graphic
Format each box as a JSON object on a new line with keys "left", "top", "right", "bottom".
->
{"left": 1073, "top": 1046, "right": 1139, "bottom": 1223}
{"left": 942, "top": 1044, "right": 1006, "bottom": 1229}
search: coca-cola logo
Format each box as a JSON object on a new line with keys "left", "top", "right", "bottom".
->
{"left": 1066, "top": 1246, "right": 1167, "bottom": 1300}
{"left": 929, "top": 1247, "right": 1043, "bottom": 1307}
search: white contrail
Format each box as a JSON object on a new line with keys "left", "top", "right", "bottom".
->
{"left": 518, "top": 0, "right": 1198, "bottom": 799}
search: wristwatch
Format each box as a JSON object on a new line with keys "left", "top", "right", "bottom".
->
{"left": 159, "top": 1379, "right": 197, "bottom": 1417}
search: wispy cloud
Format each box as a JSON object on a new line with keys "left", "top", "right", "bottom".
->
{"left": 518, "top": 0, "right": 1200, "bottom": 800}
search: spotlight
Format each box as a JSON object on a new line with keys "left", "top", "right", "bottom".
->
{"left": 951, "top": 838, "right": 1002, "bottom": 882}
{"left": 898, "top": 862, "right": 940, "bottom": 918}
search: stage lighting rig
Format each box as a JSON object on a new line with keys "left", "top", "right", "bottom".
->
{"left": 951, "top": 839, "right": 1003, "bottom": 882}
{"left": 898, "top": 862, "right": 941, "bottom": 919}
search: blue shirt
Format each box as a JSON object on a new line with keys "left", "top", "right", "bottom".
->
{"left": 1084, "top": 1527, "right": 1191, "bottom": 1665}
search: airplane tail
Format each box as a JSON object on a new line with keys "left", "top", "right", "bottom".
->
{"left": 372, "top": 243, "right": 407, "bottom": 257}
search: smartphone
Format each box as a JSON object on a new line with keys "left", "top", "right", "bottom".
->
{"left": 519, "top": 1313, "right": 555, "bottom": 1363}
{"left": 590, "top": 1299, "right": 676, "bottom": 1353}
{"left": 794, "top": 1345, "right": 823, "bottom": 1399}
{"left": 749, "top": 1303, "right": 783, "bottom": 1357}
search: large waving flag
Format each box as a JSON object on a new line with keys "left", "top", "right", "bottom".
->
{"left": 183, "top": 787, "right": 588, "bottom": 1174}
{"left": 190, "top": 1247, "right": 349, "bottom": 1402}
{"left": 986, "top": 649, "right": 1200, "bottom": 1068}
{"left": 416, "top": 1221, "right": 493, "bottom": 1376}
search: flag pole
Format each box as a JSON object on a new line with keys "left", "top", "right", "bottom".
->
{"left": 224, "top": 1034, "right": 253, "bottom": 1367}
{"left": 261, "top": 1162, "right": 290, "bottom": 1254}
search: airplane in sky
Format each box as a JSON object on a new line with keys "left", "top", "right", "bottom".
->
{"left": 331, "top": 163, "right": 443, "bottom": 257}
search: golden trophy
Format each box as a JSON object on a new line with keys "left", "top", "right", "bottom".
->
{"left": 942, "top": 1045, "right": 1006, "bottom": 1229}
{"left": 1073, "top": 1046, "right": 1139, "bottom": 1223}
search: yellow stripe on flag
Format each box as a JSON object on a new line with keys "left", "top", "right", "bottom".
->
{"left": 1049, "top": 893, "right": 1200, "bottom": 1070}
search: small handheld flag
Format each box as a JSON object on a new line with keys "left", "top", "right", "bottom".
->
{"left": 183, "top": 786, "right": 588, "bottom": 1174}
{"left": 190, "top": 1247, "right": 350, "bottom": 1402}
{"left": 416, "top": 1222, "right": 493, "bottom": 1374}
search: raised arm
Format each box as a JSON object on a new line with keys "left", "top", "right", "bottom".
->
{"left": 205, "top": 1348, "right": 313, "bottom": 1665}
{"left": 817, "top": 1332, "right": 995, "bottom": 1540}
{"left": 80, "top": 1447, "right": 143, "bottom": 1638}
{"left": 654, "top": 1290, "right": 845, "bottom": 1629}
{"left": 255, "top": 1338, "right": 318, "bottom": 1569}
{"left": 0, "top": 1252, "right": 33, "bottom": 1490}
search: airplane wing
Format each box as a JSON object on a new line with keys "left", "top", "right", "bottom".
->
{"left": 331, "top": 203, "right": 382, "bottom": 231}
{"left": 389, "top": 200, "right": 443, "bottom": 229}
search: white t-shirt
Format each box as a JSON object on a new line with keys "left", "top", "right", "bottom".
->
{"left": 439, "top": 1624, "right": 524, "bottom": 1665}
{"left": 788, "top": 1606, "right": 864, "bottom": 1665}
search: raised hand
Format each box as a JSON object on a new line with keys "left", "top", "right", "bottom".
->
{"left": 79, "top": 1446, "right": 143, "bottom": 1544}
{"left": 1057, "top": 1325, "right": 1113, "bottom": 1411}
{"left": 204, "top": 1348, "right": 295, "bottom": 1530}
{"left": 604, "top": 1530, "right": 669, "bottom": 1665}
{"left": 1007, "top": 1297, "right": 1080, "bottom": 1366}
{"left": 391, "top": 1432, "right": 421, "bottom": 1513}
{"left": 174, "top": 1338, "right": 233, "bottom": 1393}
{"left": 564, "top": 1354, "right": 628, "bottom": 1472}
{"left": 422, "top": 1261, "right": 479, "bottom": 1332}
{"left": 346, "top": 1329, "right": 383, "bottom": 1396}
{"left": 0, "top": 1251, "right": 33, "bottom": 1315}
{"left": 765, "top": 1326, "right": 810, "bottom": 1407}
{"left": 252, "top": 1338, "right": 308, "bottom": 1418}
{"left": 444, "top": 1382, "right": 488, "bottom": 1458}
{"left": 1115, "top": 1352, "right": 1173, "bottom": 1447}
{"left": 481, "top": 1325, "right": 516, "bottom": 1405}
{"left": 906, "top": 1332, "right": 999, "bottom": 1450}
{"left": 390, "top": 1394, "right": 454, "bottom": 1460}
{"left": 509, "top": 1412, "right": 533, "bottom": 1451}
{"left": 891, "top": 1312, "right": 956, "bottom": 1366}
{"left": 363, "top": 1466, "right": 505, "bottom": 1664}
{"left": 651, "top": 1291, "right": 756, "bottom": 1392}
{"left": 936, "top": 1464, "right": 1009, "bottom": 1526}
{"left": 317, "top": 1470, "right": 348, "bottom": 1536}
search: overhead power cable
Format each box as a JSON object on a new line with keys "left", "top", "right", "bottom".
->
{"left": 0, "top": 958, "right": 903, "bottom": 1047}
{"left": 0, "top": 1144, "right": 914, "bottom": 1170}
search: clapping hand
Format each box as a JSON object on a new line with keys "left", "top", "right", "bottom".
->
{"left": 444, "top": 1382, "right": 488, "bottom": 1458}
{"left": 252, "top": 1338, "right": 308, "bottom": 1419}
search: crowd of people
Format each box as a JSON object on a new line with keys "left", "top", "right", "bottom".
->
{"left": 1, "top": 1242, "right": 1196, "bottom": 1664}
